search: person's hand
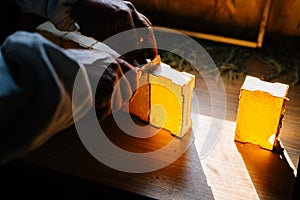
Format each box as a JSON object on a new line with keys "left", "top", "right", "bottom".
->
{"left": 70, "top": 0, "right": 158, "bottom": 65}
{"left": 65, "top": 49, "right": 138, "bottom": 121}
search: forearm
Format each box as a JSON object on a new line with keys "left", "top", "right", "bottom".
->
{"left": 0, "top": 31, "right": 92, "bottom": 164}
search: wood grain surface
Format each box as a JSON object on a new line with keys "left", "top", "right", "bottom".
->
{"left": 24, "top": 23, "right": 299, "bottom": 199}
{"left": 23, "top": 68, "right": 298, "bottom": 199}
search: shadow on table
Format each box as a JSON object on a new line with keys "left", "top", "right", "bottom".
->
{"left": 236, "top": 142, "right": 295, "bottom": 200}
{"left": 0, "top": 160, "right": 154, "bottom": 200}
{"left": 19, "top": 113, "right": 214, "bottom": 199}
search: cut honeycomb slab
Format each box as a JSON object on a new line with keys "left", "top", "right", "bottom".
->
{"left": 129, "top": 56, "right": 195, "bottom": 137}
{"left": 235, "top": 76, "right": 289, "bottom": 150}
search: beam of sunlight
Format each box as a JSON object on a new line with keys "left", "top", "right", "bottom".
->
{"left": 194, "top": 114, "right": 259, "bottom": 200}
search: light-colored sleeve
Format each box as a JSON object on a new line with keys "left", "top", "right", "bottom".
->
{"left": 0, "top": 31, "right": 92, "bottom": 164}
{"left": 14, "top": 0, "right": 78, "bottom": 31}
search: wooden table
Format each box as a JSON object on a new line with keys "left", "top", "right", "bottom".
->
{"left": 21, "top": 23, "right": 300, "bottom": 198}
{"left": 23, "top": 69, "right": 298, "bottom": 200}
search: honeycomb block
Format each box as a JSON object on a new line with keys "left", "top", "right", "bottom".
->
{"left": 235, "top": 76, "right": 289, "bottom": 150}
{"left": 129, "top": 56, "right": 195, "bottom": 137}
{"left": 129, "top": 72, "right": 150, "bottom": 123}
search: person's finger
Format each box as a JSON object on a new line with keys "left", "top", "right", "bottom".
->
{"left": 139, "top": 13, "right": 152, "bottom": 26}
{"left": 124, "top": 49, "right": 147, "bottom": 65}
{"left": 117, "top": 57, "right": 137, "bottom": 73}
{"left": 137, "top": 13, "right": 158, "bottom": 59}
{"left": 131, "top": 11, "right": 158, "bottom": 60}
{"left": 118, "top": 1, "right": 157, "bottom": 62}
{"left": 110, "top": 13, "right": 148, "bottom": 65}
{"left": 108, "top": 26, "right": 146, "bottom": 65}
{"left": 117, "top": 58, "right": 138, "bottom": 92}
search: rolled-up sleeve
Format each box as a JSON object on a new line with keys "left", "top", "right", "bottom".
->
{"left": 0, "top": 31, "right": 92, "bottom": 164}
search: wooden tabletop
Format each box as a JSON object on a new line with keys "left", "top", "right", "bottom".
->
{"left": 23, "top": 68, "right": 298, "bottom": 200}
{"left": 19, "top": 22, "right": 300, "bottom": 198}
